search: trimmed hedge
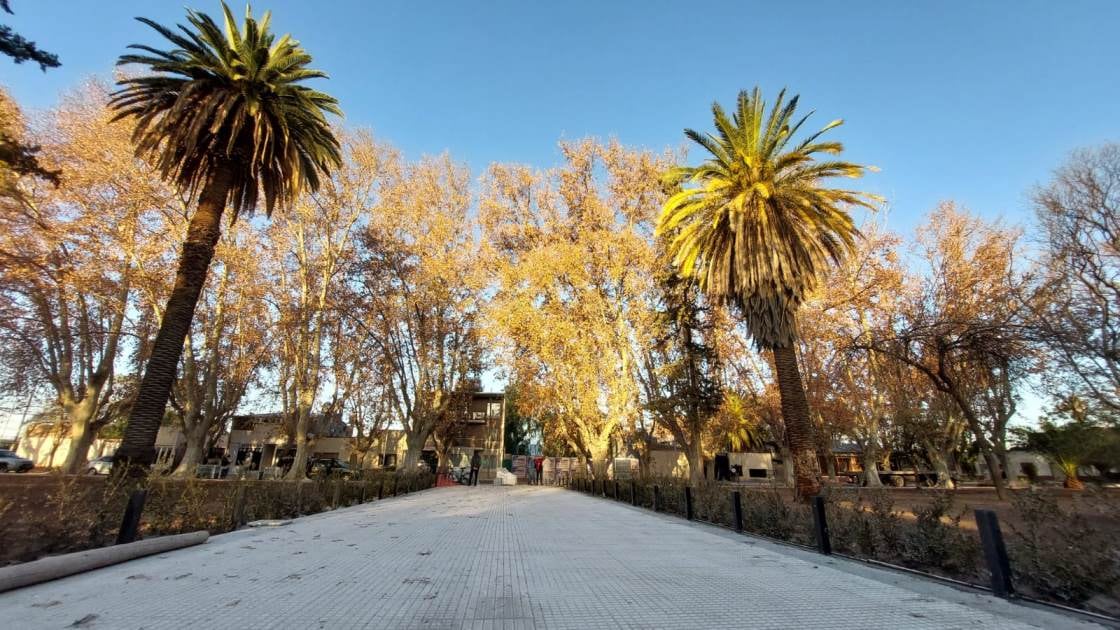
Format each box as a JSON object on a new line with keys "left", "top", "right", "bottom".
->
{"left": 570, "top": 477, "right": 1120, "bottom": 617}
{"left": 0, "top": 469, "right": 435, "bottom": 566}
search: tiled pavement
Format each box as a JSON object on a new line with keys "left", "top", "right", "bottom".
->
{"left": 0, "top": 485, "right": 1102, "bottom": 629}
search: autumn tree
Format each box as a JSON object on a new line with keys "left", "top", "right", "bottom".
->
{"left": 322, "top": 282, "right": 391, "bottom": 469}
{"left": 637, "top": 270, "right": 723, "bottom": 484}
{"left": 1032, "top": 145, "right": 1120, "bottom": 414}
{"left": 798, "top": 225, "right": 908, "bottom": 485}
{"left": 266, "top": 131, "right": 374, "bottom": 479}
{"left": 858, "top": 204, "right": 1037, "bottom": 498}
{"left": 163, "top": 224, "right": 270, "bottom": 476}
{"left": 355, "top": 149, "right": 483, "bottom": 470}
{"left": 0, "top": 83, "right": 175, "bottom": 472}
{"left": 482, "top": 140, "right": 667, "bottom": 478}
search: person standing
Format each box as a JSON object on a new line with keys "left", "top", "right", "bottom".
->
{"left": 534, "top": 456, "right": 544, "bottom": 486}
{"left": 469, "top": 450, "right": 481, "bottom": 486}
{"left": 526, "top": 456, "right": 537, "bottom": 485}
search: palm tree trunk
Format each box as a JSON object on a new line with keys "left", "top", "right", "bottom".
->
{"left": 113, "top": 170, "right": 231, "bottom": 476}
{"left": 771, "top": 344, "right": 822, "bottom": 500}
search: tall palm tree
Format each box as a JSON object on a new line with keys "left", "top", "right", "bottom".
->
{"left": 657, "top": 88, "right": 878, "bottom": 499}
{"left": 109, "top": 3, "right": 341, "bottom": 474}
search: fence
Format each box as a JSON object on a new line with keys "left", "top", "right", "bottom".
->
{"left": 567, "top": 476, "right": 1120, "bottom": 620}
{"left": 0, "top": 469, "right": 435, "bottom": 566}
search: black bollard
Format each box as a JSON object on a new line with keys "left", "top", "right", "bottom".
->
{"left": 631, "top": 481, "right": 638, "bottom": 506}
{"left": 653, "top": 484, "right": 660, "bottom": 512}
{"left": 614, "top": 481, "right": 620, "bottom": 500}
{"left": 377, "top": 479, "right": 384, "bottom": 500}
{"left": 116, "top": 489, "right": 148, "bottom": 545}
{"left": 732, "top": 491, "right": 743, "bottom": 532}
{"left": 811, "top": 496, "right": 832, "bottom": 555}
{"left": 976, "top": 509, "right": 1014, "bottom": 598}
{"left": 685, "top": 486, "right": 694, "bottom": 520}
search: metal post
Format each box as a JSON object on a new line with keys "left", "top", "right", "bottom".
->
{"left": 377, "top": 479, "right": 384, "bottom": 500}
{"left": 811, "top": 496, "right": 832, "bottom": 555}
{"left": 976, "top": 509, "right": 1014, "bottom": 598}
{"left": 332, "top": 481, "right": 342, "bottom": 508}
{"left": 116, "top": 489, "right": 148, "bottom": 545}
{"left": 295, "top": 482, "right": 303, "bottom": 516}
{"left": 394, "top": 477, "right": 400, "bottom": 496}
{"left": 732, "top": 491, "right": 743, "bottom": 532}
{"left": 359, "top": 482, "right": 367, "bottom": 504}
{"left": 653, "top": 485, "right": 660, "bottom": 512}
{"left": 614, "top": 481, "right": 620, "bottom": 500}
{"left": 685, "top": 486, "right": 694, "bottom": 520}
{"left": 630, "top": 481, "right": 637, "bottom": 506}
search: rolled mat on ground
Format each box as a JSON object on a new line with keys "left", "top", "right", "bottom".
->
{"left": 0, "top": 531, "right": 209, "bottom": 594}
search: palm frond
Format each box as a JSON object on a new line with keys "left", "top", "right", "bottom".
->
{"left": 656, "top": 87, "right": 878, "bottom": 348}
{"left": 110, "top": 1, "right": 342, "bottom": 219}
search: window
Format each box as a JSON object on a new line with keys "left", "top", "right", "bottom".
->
{"left": 748, "top": 468, "right": 768, "bottom": 478}
{"left": 0, "top": 449, "right": 14, "bottom": 457}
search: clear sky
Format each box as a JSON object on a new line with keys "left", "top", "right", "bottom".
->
{"left": 3, "top": 1, "right": 1119, "bottom": 428}
{"left": 4, "top": 0, "right": 1119, "bottom": 236}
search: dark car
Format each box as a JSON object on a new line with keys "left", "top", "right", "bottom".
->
{"left": 307, "top": 458, "right": 354, "bottom": 479}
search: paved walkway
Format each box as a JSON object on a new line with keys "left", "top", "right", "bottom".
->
{"left": 0, "top": 486, "right": 1101, "bottom": 629}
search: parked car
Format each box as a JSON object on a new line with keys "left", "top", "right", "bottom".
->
{"left": 85, "top": 455, "right": 114, "bottom": 475}
{"left": 0, "top": 449, "right": 33, "bottom": 473}
{"left": 308, "top": 458, "right": 354, "bottom": 479}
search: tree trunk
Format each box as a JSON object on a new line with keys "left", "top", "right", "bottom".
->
{"left": 402, "top": 429, "right": 427, "bottom": 470}
{"left": 996, "top": 444, "right": 1011, "bottom": 483}
{"left": 285, "top": 408, "right": 313, "bottom": 480}
{"left": 170, "top": 421, "right": 208, "bottom": 478}
{"left": 981, "top": 450, "right": 1007, "bottom": 499}
{"left": 771, "top": 344, "right": 821, "bottom": 500}
{"left": 823, "top": 450, "right": 837, "bottom": 481}
{"left": 585, "top": 441, "right": 612, "bottom": 481}
{"left": 113, "top": 169, "right": 231, "bottom": 476}
{"left": 686, "top": 438, "right": 704, "bottom": 486}
{"left": 861, "top": 450, "right": 883, "bottom": 487}
{"left": 926, "top": 446, "right": 955, "bottom": 489}
{"left": 61, "top": 414, "right": 96, "bottom": 474}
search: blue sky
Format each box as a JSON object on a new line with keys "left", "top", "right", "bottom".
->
{"left": 5, "top": 0, "right": 1119, "bottom": 237}
{"left": 3, "top": 1, "right": 1119, "bottom": 426}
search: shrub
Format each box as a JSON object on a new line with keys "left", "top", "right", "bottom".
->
{"left": 1005, "top": 489, "right": 1120, "bottom": 614}
{"left": 0, "top": 468, "right": 436, "bottom": 566}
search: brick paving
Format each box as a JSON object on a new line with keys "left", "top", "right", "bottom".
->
{"left": 0, "top": 485, "right": 1101, "bottom": 629}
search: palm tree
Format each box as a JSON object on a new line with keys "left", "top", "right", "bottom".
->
{"left": 657, "top": 88, "right": 878, "bottom": 499}
{"left": 109, "top": 3, "right": 341, "bottom": 474}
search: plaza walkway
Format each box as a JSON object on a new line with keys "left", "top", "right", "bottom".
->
{"left": 0, "top": 486, "right": 1100, "bottom": 629}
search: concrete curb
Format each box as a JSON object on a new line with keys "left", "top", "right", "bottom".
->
{"left": 0, "top": 531, "right": 209, "bottom": 594}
